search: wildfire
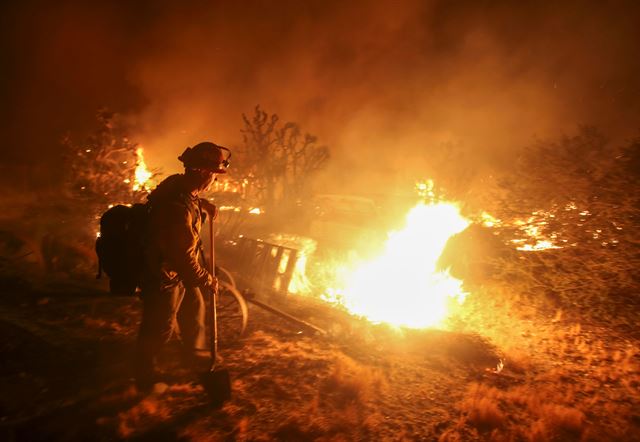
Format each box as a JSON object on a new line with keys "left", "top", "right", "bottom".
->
{"left": 482, "top": 210, "right": 564, "bottom": 251}
{"left": 132, "top": 147, "right": 153, "bottom": 191}
{"left": 321, "top": 201, "right": 471, "bottom": 329}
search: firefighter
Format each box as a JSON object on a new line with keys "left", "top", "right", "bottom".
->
{"left": 134, "top": 141, "right": 227, "bottom": 390}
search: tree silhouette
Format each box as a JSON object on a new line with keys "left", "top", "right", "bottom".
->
{"left": 238, "top": 105, "right": 329, "bottom": 210}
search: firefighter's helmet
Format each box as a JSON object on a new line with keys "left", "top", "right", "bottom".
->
{"left": 178, "top": 142, "right": 230, "bottom": 173}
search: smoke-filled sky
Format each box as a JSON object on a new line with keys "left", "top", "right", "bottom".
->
{"left": 2, "top": 0, "right": 640, "bottom": 194}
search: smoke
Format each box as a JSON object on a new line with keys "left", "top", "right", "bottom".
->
{"left": 3, "top": 0, "right": 640, "bottom": 195}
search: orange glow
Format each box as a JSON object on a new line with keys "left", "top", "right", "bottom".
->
{"left": 133, "top": 147, "right": 153, "bottom": 191}
{"left": 319, "top": 201, "right": 470, "bottom": 329}
{"left": 483, "top": 209, "right": 564, "bottom": 251}
{"left": 219, "top": 206, "right": 242, "bottom": 212}
{"left": 287, "top": 238, "right": 316, "bottom": 294}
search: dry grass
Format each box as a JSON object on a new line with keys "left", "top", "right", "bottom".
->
{"left": 457, "top": 374, "right": 590, "bottom": 440}
{"left": 271, "top": 355, "right": 387, "bottom": 440}
{"left": 447, "top": 279, "right": 640, "bottom": 440}
{"left": 460, "top": 383, "right": 506, "bottom": 431}
{"left": 104, "top": 382, "right": 205, "bottom": 438}
{"left": 538, "top": 404, "right": 585, "bottom": 432}
{"left": 444, "top": 223, "right": 640, "bottom": 440}
{"left": 116, "top": 396, "right": 171, "bottom": 438}
{"left": 318, "top": 354, "right": 385, "bottom": 406}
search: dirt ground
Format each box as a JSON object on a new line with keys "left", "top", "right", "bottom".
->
{"left": 0, "top": 263, "right": 638, "bottom": 442}
{"left": 0, "top": 190, "right": 639, "bottom": 441}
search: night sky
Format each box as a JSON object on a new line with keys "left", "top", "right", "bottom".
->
{"left": 2, "top": 0, "right": 639, "bottom": 193}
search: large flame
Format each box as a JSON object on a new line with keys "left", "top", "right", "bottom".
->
{"left": 322, "top": 201, "right": 470, "bottom": 329}
{"left": 133, "top": 147, "right": 153, "bottom": 191}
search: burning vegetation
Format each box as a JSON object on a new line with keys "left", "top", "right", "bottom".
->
{"left": 319, "top": 199, "right": 470, "bottom": 328}
{"left": 2, "top": 1, "right": 640, "bottom": 438}
{"left": 62, "top": 109, "right": 157, "bottom": 208}
{"left": 0, "top": 110, "right": 639, "bottom": 441}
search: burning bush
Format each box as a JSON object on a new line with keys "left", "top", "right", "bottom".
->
{"left": 460, "top": 128, "right": 640, "bottom": 330}
{"left": 62, "top": 108, "right": 155, "bottom": 207}
{"left": 460, "top": 383, "right": 506, "bottom": 431}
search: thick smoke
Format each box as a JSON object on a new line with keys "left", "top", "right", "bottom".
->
{"left": 2, "top": 0, "right": 640, "bottom": 195}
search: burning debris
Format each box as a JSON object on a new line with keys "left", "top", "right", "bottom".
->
{"left": 266, "top": 234, "right": 317, "bottom": 295}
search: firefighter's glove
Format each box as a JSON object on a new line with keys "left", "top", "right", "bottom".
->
{"left": 204, "top": 274, "right": 219, "bottom": 293}
{"left": 199, "top": 199, "right": 219, "bottom": 221}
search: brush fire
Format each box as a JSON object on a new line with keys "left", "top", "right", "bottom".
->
{"left": 2, "top": 3, "right": 640, "bottom": 440}
{"left": 316, "top": 201, "right": 470, "bottom": 328}
{"left": 63, "top": 130, "right": 636, "bottom": 435}
{"left": 211, "top": 172, "right": 472, "bottom": 329}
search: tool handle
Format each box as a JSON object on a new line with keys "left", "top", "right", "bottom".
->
{"left": 208, "top": 217, "right": 219, "bottom": 366}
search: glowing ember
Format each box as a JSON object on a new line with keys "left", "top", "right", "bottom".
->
{"left": 482, "top": 209, "right": 564, "bottom": 251}
{"left": 322, "top": 202, "right": 470, "bottom": 329}
{"left": 415, "top": 179, "right": 436, "bottom": 200}
{"left": 219, "top": 206, "right": 242, "bottom": 212}
{"left": 133, "top": 147, "right": 153, "bottom": 191}
{"left": 249, "top": 207, "right": 262, "bottom": 215}
{"left": 515, "top": 240, "right": 562, "bottom": 252}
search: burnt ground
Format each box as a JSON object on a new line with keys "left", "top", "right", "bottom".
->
{"left": 0, "top": 207, "right": 639, "bottom": 441}
{"left": 0, "top": 262, "right": 639, "bottom": 442}
{"left": 0, "top": 279, "right": 496, "bottom": 441}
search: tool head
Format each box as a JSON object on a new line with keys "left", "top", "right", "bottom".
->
{"left": 199, "top": 368, "right": 231, "bottom": 407}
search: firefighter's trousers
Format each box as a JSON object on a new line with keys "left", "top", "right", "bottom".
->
{"left": 134, "top": 282, "right": 206, "bottom": 379}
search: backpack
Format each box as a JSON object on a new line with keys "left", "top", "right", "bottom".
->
{"left": 95, "top": 203, "right": 149, "bottom": 295}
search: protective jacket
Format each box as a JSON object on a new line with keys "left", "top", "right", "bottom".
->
{"left": 141, "top": 174, "right": 211, "bottom": 290}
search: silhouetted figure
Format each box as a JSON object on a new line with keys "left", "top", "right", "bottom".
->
{"left": 134, "top": 142, "right": 228, "bottom": 390}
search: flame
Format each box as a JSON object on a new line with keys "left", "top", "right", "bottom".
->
{"left": 415, "top": 179, "right": 436, "bottom": 200}
{"left": 249, "top": 207, "right": 262, "bottom": 215}
{"left": 481, "top": 211, "right": 500, "bottom": 227}
{"left": 482, "top": 209, "right": 563, "bottom": 251}
{"left": 133, "top": 147, "right": 153, "bottom": 191}
{"left": 219, "top": 206, "right": 242, "bottom": 212}
{"left": 322, "top": 201, "right": 470, "bottom": 329}
{"left": 266, "top": 234, "right": 316, "bottom": 295}
{"left": 515, "top": 240, "right": 561, "bottom": 252}
{"left": 287, "top": 239, "right": 316, "bottom": 294}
